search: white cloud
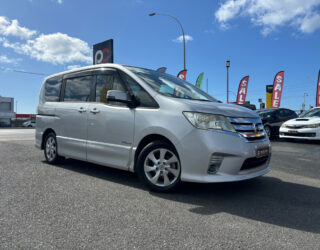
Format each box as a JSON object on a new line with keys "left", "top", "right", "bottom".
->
{"left": 67, "top": 65, "right": 81, "bottom": 70}
{"left": 215, "top": 0, "right": 320, "bottom": 35}
{"left": 0, "top": 16, "right": 37, "bottom": 39}
{"left": 2, "top": 32, "right": 91, "bottom": 64}
{"left": 57, "top": 0, "right": 63, "bottom": 4}
{"left": 0, "top": 55, "right": 21, "bottom": 64}
{"left": 173, "top": 35, "right": 193, "bottom": 43}
{"left": 298, "top": 13, "right": 320, "bottom": 33}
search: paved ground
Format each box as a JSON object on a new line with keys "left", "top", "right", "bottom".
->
{"left": 0, "top": 129, "right": 319, "bottom": 249}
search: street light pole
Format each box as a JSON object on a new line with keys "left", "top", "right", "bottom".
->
{"left": 149, "top": 13, "right": 186, "bottom": 70}
{"left": 226, "top": 60, "right": 230, "bottom": 103}
{"left": 303, "top": 93, "right": 308, "bottom": 111}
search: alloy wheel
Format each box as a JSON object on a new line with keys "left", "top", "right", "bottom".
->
{"left": 45, "top": 136, "right": 57, "bottom": 162}
{"left": 144, "top": 148, "right": 180, "bottom": 187}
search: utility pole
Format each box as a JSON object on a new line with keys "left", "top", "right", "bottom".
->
{"left": 302, "top": 93, "right": 308, "bottom": 111}
{"left": 226, "top": 60, "right": 230, "bottom": 103}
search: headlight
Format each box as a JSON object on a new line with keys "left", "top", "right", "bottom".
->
{"left": 281, "top": 123, "right": 287, "bottom": 128}
{"left": 183, "top": 112, "right": 236, "bottom": 132}
{"left": 304, "top": 124, "right": 320, "bottom": 128}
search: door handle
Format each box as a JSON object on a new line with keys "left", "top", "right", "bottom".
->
{"left": 78, "top": 107, "right": 87, "bottom": 113}
{"left": 90, "top": 108, "right": 100, "bottom": 114}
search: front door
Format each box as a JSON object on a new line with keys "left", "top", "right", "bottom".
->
{"left": 87, "top": 70, "right": 135, "bottom": 170}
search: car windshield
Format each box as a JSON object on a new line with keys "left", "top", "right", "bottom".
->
{"left": 125, "top": 66, "right": 218, "bottom": 102}
{"left": 256, "top": 110, "right": 273, "bottom": 118}
{"left": 300, "top": 109, "right": 320, "bottom": 118}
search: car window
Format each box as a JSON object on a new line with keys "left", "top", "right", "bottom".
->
{"left": 257, "top": 111, "right": 273, "bottom": 118}
{"left": 277, "top": 109, "right": 289, "bottom": 118}
{"left": 300, "top": 108, "right": 320, "bottom": 118}
{"left": 125, "top": 66, "right": 217, "bottom": 102}
{"left": 63, "top": 76, "right": 92, "bottom": 102}
{"left": 45, "top": 78, "right": 62, "bottom": 102}
{"left": 120, "top": 72, "right": 158, "bottom": 108}
{"left": 95, "top": 73, "right": 126, "bottom": 106}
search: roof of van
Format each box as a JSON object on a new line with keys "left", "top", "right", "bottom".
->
{"left": 44, "top": 63, "right": 125, "bottom": 81}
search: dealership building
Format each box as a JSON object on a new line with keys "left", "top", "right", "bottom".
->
{"left": 0, "top": 96, "right": 15, "bottom": 127}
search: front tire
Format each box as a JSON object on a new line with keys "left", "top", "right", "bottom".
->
{"left": 264, "top": 125, "right": 271, "bottom": 138}
{"left": 44, "top": 132, "right": 63, "bottom": 164}
{"left": 137, "top": 140, "right": 181, "bottom": 192}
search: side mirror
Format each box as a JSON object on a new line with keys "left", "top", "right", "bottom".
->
{"left": 106, "top": 90, "right": 128, "bottom": 102}
{"left": 106, "top": 90, "right": 136, "bottom": 108}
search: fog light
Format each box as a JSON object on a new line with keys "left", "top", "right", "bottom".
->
{"left": 208, "top": 154, "right": 223, "bottom": 174}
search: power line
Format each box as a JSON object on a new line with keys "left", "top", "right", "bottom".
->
{"left": 0, "top": 67, "right": 47, "bottom": 76}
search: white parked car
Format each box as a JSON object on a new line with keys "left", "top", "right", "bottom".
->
{"left": 35, "top": 64, "right": 271, "bottom": 192}
{"left": 279, "top": 107, "right": 320, "bottom": 140}
{"left": 22, "top": 120, "right": 36, "bottom": 127}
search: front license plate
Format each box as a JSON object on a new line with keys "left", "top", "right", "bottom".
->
{"left": 288, "top": 130, "right": 298, "bottom": 134}
{"left": 256, "top": 147, "right": 269, "bottom": 158}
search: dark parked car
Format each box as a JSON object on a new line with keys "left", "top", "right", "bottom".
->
{"left": 256, "top": 108, "right": 298, "bottom": 138}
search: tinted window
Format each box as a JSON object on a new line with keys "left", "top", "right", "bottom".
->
{"left": 45, "top": 78, "right": 61, "bottom": 102}
{"left": 278, "top": 109, "right": 296, "bottom": 118}
{"left": 95, "top": 73, "right": 126, "bottom": 106}
{"left": 120, "top": 72, "right": 158, "bottom": 108}
{"left": 257, "top": 111, "right": 273, "bottom": 118}
{"left": 64, "top": 76, "right": 92, "bottom": 102}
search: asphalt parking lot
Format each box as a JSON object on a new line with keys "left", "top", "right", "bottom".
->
{"left": 0, "top": 129, "right": 319, "bottom": 249}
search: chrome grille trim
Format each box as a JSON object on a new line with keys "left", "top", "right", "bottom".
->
{"left": 228, "top": 117, "right": 266, "bottom": 142}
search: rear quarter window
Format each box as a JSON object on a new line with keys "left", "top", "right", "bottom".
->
{"left": 45, "top": 78, "right": 62, "bottom": 102}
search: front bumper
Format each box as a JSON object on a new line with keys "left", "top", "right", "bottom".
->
{"left": 177, "top": 129, "right": 271, "bottom": 183}
{"left": 279, "top": 127, "right": 320, "bottom": 140}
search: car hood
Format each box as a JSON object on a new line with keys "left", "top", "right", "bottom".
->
{"left": 177, "top": 99, "right": 259, "bottom": 118}
{"left": 284, "top": 117, "right": 320, "bottom": 125}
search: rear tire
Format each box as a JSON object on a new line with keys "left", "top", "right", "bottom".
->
{"left": 137, "top": 140, "right": 181, "bottom": 192}
{"left": 44, "top": 132, "right": 64, "bottom": 164}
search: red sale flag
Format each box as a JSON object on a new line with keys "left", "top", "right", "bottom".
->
{"left": 236, "top": 76, "right": 249, "bottom": 104}
{"left": 316, "top": 70, "right": 320, "bottom": 107}
{"left": 271, "top": 71, "right": 284, "bottom": 108}
{"left": 177, "top": 70, "right": 187, "bottom": 81}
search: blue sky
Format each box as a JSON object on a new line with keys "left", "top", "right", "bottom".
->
{"left": 0, "top": 0, "right": 320, "bottom": 113}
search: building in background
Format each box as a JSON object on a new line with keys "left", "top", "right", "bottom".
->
{"left": 0, "top": 96, "right": 14, "bottom": 127}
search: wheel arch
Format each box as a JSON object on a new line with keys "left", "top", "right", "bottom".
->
{"left": 133, "top": 134, "right": 179, "bottom": 173}
{"left": 41, "top": 128, "right": 56, "bottom": 149}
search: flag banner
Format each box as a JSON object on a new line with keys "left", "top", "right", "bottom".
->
{"left": 177, "top": 70, "right": 187, "bottom": 80}
{"left": 196, "top": 72, "right": 204, "bottom": 89}
{"left": 236, "top": 76, "right": 249, "bottom": 104}
{"left": 93, "top": 39, "right": 114, "bottom": 65}
{"left": 156, "top": 67, "right": 167, "bottom": 73}
{"left": 316, "top": 70, "right": 320, "bottom": 107}
{"left": 271, "top": 71, "right": 284, "bottom": 108}
{"left": 266, "top": 85, "right": 273, "bottom": 108}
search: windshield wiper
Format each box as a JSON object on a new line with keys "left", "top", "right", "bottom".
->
{"left": 189, "top": 98, "right": 211, "bottom": 102}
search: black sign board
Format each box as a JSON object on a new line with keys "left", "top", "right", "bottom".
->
{"left": 93, "top": 39, "right": 114, "bottom": 65}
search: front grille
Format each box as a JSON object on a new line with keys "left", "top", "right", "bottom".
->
{"left": 281, "top": 132, "right": 316, "bottom": 137}
{"left": 241, "top": 156, "right": 269, "bottom": 171}
{"left": 228, "top": 117, "right": 265, "bottom": 141}
{"left": 286, "top": 125, "right": 305, "bottom": 129}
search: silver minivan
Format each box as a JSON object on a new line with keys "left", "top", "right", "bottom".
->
{"left": 36, "top": 64, "right": 271, "bottom": 191}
